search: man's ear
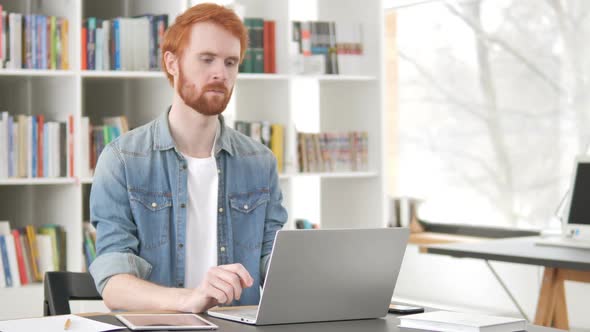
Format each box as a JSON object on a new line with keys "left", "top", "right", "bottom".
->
{"left": 164, "top": 51, "right": 179, "bottom": 77}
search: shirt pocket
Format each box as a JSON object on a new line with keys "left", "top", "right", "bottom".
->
{"left": 229, "top": 189, "right": 270, "bottom": 215}
{"left": 229, "top": 189, "right": 270, "bottom": 251}
{"left": 129, "top": 189, "right": 173, "bottom": 250}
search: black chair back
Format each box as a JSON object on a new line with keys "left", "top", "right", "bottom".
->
{"left": 43, "top": 272, "right": 102, "bottom": 316}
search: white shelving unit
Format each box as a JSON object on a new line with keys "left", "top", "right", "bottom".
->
{"left": 0, "top": 0, "right": 384, "bottom": 319}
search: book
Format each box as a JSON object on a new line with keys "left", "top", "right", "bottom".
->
{"left": 17, "top": 115, "right": 27, "bottom": 177}
{"left": 36, "top": 234, "right": 54, "bottom": 277}
{"left": 49, "top": 16, "right": 56, "bottom": 69}
{"left": 4, "top": 234, "right": 21, "bottom": 287}
{"left": 24, "top": 15, "right": 33, "bottom": 68}
{"left": 25, "top": 225, "right": 42, "bottom": 282}
{"left": 58, "top": 226, "right": 66, "bottom": 271}
{"left": 38, "top": 225, "right": 60, "bottom": 271}
{"left": 80, "top": 117, "right": 90, "bottom": 177}
{"left": 260, "top": 121, "right": 271, "bottom": 148}
{"left": 37, "top": 115, "right": 44, "bottom": 177}
{"left": 0, "top": 113, "right": 6, "bottom": 178}
{"left": 19, "top": 232, "right": 33, "bottom": 283}
{"left": 263, "top": 20, "right": 271, "bottom": 74}
{"left": 60, "top": 18, "right": 69, "bottom": 69}
{"left": 270, "top": 124, "right": 284, "bottom": 173}
{"left": 95, "top": 27, "right": 103, "bottom": 70}
{"left": 8, "top": 13, "right": 22, "bottom": 69}
{"left": 8, "top": 114, "right": 15, "bottom": 177}
{"left": 81, "top": 26, "right": 87, "bottom": 70}
{"left": 67, "top": 115, "right": 74, "bottom": 177}
{"left": 249, "top": 18, "right": 264, "bottom": 73}
{"left": 0, "top": 237, "right": 5, "bottom": 287}
{"left": 398, "top": 311, "right": 526, "bottom": 332}
{"left": 11, "top": 229, "right": 28, "bottom": 285}
{"left": 0, "top": 235, "right": 13, "bottom": 287}
{"left": 85, "top": 17, "right": 96, "bottom": 70}
{"left": 31, "top": 115, "right": 37, "bottom": 177}
{"left": 39, "top": 15, "right": 47, "bottom": 69}
{"left": 101, "top": 20, "right": 110, "bottom": 70}
{"left": 249, "top": 122, "right": 262, "bottom": 143}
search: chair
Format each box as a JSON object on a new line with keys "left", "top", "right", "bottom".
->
{"left": 43, "top": 272, "right": 102, "bottom": 316}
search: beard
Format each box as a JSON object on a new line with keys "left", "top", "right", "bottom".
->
{"left": 177, "top": 67, "right": 233, "bottom": 116}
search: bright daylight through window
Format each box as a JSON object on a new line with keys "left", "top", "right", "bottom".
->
{"left": 395, "top": 0, "right": 590, "bottom": 227}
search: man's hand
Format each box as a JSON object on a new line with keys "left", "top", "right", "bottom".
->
{"left": 178, "top": 263, "right": 254, "bottom": 313}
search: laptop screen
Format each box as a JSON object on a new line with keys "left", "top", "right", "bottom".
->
{"left": 568, "top": 162, "right": 590, "bottom": 226}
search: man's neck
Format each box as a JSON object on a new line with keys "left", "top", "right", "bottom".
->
{"left": 169, "top": 96, "right": 219, "bottom": 158}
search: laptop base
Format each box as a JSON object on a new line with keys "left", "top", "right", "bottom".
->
{"left": 207, "top": 306, "right": 258, "bottom": 325}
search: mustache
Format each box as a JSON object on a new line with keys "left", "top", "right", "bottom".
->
{"left": 202, "top": 83, "right": 228, "bottom": 94}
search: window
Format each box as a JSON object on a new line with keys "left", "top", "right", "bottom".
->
{"left": 393, "top": 0, "right": 590, "bottom": 227}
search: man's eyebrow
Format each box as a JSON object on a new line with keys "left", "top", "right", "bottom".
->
{"left": 198, "top": 52, "right": 240, "bottom": 61}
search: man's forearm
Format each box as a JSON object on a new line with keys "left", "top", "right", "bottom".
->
{"left": 102, "top": 274, "right": 189, "bottom": 311}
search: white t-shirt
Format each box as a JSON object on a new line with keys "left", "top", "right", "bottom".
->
{"left": 183, "top": 124, "right": 219, "bottom": 289}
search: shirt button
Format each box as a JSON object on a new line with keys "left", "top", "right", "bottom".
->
{"left": 178, "top": 243, "right": 183, "bottom": 249}
{"left": 178, "top": 282, "right": 184, "bottom": 287}
{"left": 181, "top": 203, "right": 186, "bottom": 208}
{"left": 244, "top": 204, "right": 249, "bottom": 210}
{"left": 151, "top": 202, "right": 157, "bottom": 208}
{"left": 218, "top": 207, "right": 223, "bottom": 213}
{"left": 220, "top": 246, "right": 226, "bottom": 252}
{"left": 182, "top": 164, "right": 187, "bottom": 170}
{"left": 217, "top": 169, "right": 221, "bottom": 174}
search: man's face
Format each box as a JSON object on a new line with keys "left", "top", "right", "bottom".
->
{"left": 175, "top": 22, "right": 240, "bottom": 116}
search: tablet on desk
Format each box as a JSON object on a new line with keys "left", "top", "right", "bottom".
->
{"left": 115, "top": 313, "right": 218, "bottom": 330}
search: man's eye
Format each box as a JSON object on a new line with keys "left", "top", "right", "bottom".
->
{"left": 226, "top": 60, "right": 237, "bottom": 67}
{"left": 202, "top": 57, "right": 214, "bottom": 63}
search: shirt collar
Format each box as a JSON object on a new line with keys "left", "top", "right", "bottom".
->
{"left": 153, "top": 107, "right": 234, "bottom": 156}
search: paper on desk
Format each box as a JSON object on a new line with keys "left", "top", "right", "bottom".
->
{"left": 0, "top": 314, "right": 125, "bottom": 332}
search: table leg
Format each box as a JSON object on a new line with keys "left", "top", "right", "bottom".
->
{"left": 534, "top": 268, "right": 557, "bottom": 327}
{"left": 552, "top": 270, "right": 569, "bottom": 330}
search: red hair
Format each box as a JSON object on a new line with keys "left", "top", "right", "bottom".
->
{"left": 161, "top": 3, "right": 248, "bottom": 85}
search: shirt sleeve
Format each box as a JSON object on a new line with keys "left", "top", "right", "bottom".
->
{"left": 260, "top": 154, "right": 288, "bottom": 284}
{"left": 88, "top": 144, "right": 152, "bottom": 294}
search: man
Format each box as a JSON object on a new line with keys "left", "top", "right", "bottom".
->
{"left": 89, "top": 3, "right": 287, "bottom": 313}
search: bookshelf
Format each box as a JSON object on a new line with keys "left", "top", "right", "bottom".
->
{"left": 0, "top": 0, "right": 385, "bottom": 319}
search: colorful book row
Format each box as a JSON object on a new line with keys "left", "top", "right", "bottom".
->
{"left": 79, "top": 115, "right": 129, "bottom": 177}
{"left": 0, "top": 112, "right": 74, "bottom": 179}
{"left": 239, "top": 18, "right": 276, "bottom": 74}
{"left": 0, "top": 7, "right": 70, "bottom": 70}
{"left": 297, "top": 131, "right": 369, "bottom": 173}
{"left": 81, "top": 15, "right": 168, "bottom": 71}
{"left": 292, "top": 21, "right": 364, "bottom": 75}
{"left": 0, "top": 221, "right": 66, "bottom": 288}
{"left": 234, "top": 121, "right": 284, "bottom": 173}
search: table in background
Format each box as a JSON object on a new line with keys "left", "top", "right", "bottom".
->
{"left": 424, "top": 236, "right": 590, "bottom": 330}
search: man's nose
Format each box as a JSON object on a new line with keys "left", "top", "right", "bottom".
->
{"left": 211, "top": 61, "right": 228, "bottom": 82}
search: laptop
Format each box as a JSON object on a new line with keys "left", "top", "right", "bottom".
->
{"left": 207, "top": 228, "right": 410, "bottom": 325}
{"left": 536, "top": 156, "right": 590, "bottom": 249}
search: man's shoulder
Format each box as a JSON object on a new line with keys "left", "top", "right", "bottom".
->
{"left": 225, "top": 126, "right": 272, "bottom": 158}
{"left": 109, "top": 118, "right": 156, "bottom": 157}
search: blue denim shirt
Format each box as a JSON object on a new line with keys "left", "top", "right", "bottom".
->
{"left": 89, "top": 109, "right": 288, "bottom": 306}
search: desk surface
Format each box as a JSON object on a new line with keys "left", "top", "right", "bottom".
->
{"left": 425, "top": 236, "right": 590, "bottom": 270}
{"left": 87, "top": 312, "right": 564, "bottom": 332}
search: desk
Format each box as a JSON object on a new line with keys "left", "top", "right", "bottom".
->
{"left": 424, "top": 236, "right": 590, "bottom": 330}
{"left": 83, "top": 310, "right": 563, "bottom": 332}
